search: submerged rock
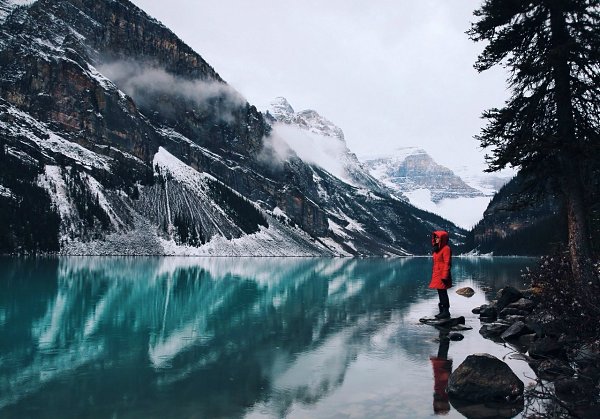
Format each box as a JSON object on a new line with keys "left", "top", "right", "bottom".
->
{"left": 456, "top": 287, "right": 475, "bottom": 297}
{"left": 448, "top": 353, "right": 524, "bottom": 402}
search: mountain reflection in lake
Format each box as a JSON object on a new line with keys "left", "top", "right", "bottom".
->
{"left": 0, "top": 257, "right": 537, "bottom": 418}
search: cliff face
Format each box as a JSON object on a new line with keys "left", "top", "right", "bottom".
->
{"left": 0, "top": 0, "right": 463, "bottom": 255}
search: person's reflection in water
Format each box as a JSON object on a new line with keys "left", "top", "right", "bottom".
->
{"left": 430, "top": 329, "right": 453, "bottom": 415}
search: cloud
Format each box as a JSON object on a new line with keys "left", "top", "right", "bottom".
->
{"left": 98, "top": 60, "right": 246, "bottom": 120}
{"left": 258, "top": 123, "right": 350, "bottom": 180}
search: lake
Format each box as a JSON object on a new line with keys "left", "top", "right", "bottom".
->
{"left": 0, "top": 257, "right": 538, "bottom": 418}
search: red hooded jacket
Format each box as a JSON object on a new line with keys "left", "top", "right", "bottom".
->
{"left": 429, "top": 230, "right": 452, "bottom": 289}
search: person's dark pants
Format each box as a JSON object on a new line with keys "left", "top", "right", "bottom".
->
{"left": 437, "top": 289, "right": 449, "bottom": 307}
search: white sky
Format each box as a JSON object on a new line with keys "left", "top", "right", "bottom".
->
{"left": 130, "top": 0, "right": 512, "bottom": 176}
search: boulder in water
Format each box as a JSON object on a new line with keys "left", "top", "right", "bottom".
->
{"left": 456, "top": 287, "right": 475, "bottom": 297}
{"left": 448, "top": 353, "right": 524, "bottom": 403}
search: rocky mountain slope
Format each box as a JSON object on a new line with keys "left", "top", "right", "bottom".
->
{"left": 0, "top": 0, "right": 462, "bottom": 255}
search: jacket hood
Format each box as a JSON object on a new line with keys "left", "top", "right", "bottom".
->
{"left": 432, "top": 231, "right": 449, "bottom": 248}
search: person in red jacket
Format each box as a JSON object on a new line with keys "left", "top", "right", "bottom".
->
{"left": 429, "top": 230, "right": 452, "bottom": 319}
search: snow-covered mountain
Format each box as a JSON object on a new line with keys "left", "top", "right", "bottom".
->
{"left": 0, "top": 0, "right": 463, "bottom": 255}
{"left": 266, "top": 97, "right": 390, "bottom": 195}
{"left": 362, "top": 148, "right": 511, "bottom": 229}
{"left": 363, "top": 148, "right": 484, "bottom": 201}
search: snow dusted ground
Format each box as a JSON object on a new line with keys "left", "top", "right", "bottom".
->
{"left": 50, "top": 147, "right": 337, "bottom": 256}
{"left": 61, "top": 215, "right": 335, "bottom": 257}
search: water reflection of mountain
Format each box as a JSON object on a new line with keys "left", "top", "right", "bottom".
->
{"left": 0, "top": 257, "right": 534, "bottom": 418}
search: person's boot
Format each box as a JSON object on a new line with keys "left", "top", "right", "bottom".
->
{"left": 434, "top": 303, "right": 443, "bottom": 318}
{"left": 435, "top": 305, "right": 450, "bottom": 319}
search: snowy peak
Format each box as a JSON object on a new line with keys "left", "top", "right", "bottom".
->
{"left": 295, "top": 109, "right": 345, "bottom": 142}
{"left": 269, "top": 97, "right": 344, "bottom": 141}
{"left": 267, "top": 97, "right": 388, "bottom": 193}
{"left": 269, "top": 96, "right": 295, "bottom": 120}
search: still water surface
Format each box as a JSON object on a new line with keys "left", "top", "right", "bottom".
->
{"left": 0, "top": 257, "right": 538, "bottom": 418}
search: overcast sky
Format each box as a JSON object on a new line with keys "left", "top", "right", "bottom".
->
{"left": 131, "top": 0, "right": 511, "bottom": 175}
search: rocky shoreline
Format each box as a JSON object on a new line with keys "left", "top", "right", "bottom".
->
{"left": 464, "top": 282, "right": 600, "bottom": 418}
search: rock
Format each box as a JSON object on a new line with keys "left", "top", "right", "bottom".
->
{"left": 471, "top": 306, "right": 481, "bottom": 314}
{"left": 449, "top": 333, "right": 464, "bottom": 341}
{"left": 528, "top": 336, "right": 566, "bottom": 360}
{"left": 506, "top": 298, "right": 535, "bottom": 312}
{"left": 456, "top": 287, "right": 475, "bottom": 297}
{"left": 479, "top": 304, "right": 498, "bottom": 320}
{"left": 554, "top": 376, "right": 594, "bottom": 404}
{"left": 480, "top": 286, "right": 493, "bottom": 292}
{"left": 431, "top": 316, "right": 466, "bottom": 328}
{"left": 479, "top": 322, "right": 510, "bottom": 339}
{"left": 525, "top": 321, "right": 545, "bottom": 338}
{"left": 420, "top": 316, "right": 465, "bottom": 326}
{"left": 573, "top": 344, "right": 600, "bottom": 368}
{"left": 450, "top": 325, "right": 473, "bottom": 331}
{"left": 447, "top": 353, "right": 524, "bottom": 402}
{"left": 533, "top": 359, "right": 575, "bottom": 381}
{"left": 502, "top": 315, "right": 526, "bottom": 324}
{"left": 501, "top": 321, "right": 533, "bottom": 341}
{"left": 495, "top": 286, "right": 523, "bottom": 311}
{"left": 517, "top": 333, "right": 536, "bottom": 349}
{"left": 499, "top": 307, "right": 530, "bottom": 318}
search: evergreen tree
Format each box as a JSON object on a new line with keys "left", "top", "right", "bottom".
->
{"left": 468, "top": 0, "right": 600, "bottom": 283}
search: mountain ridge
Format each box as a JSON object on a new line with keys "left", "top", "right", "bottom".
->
{"left": 0, "top": 0, "right": 463, "bottom": 255}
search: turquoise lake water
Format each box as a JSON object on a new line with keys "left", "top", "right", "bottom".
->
{"left": 0, "top": 257, "right": 538, "bottom": 418}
